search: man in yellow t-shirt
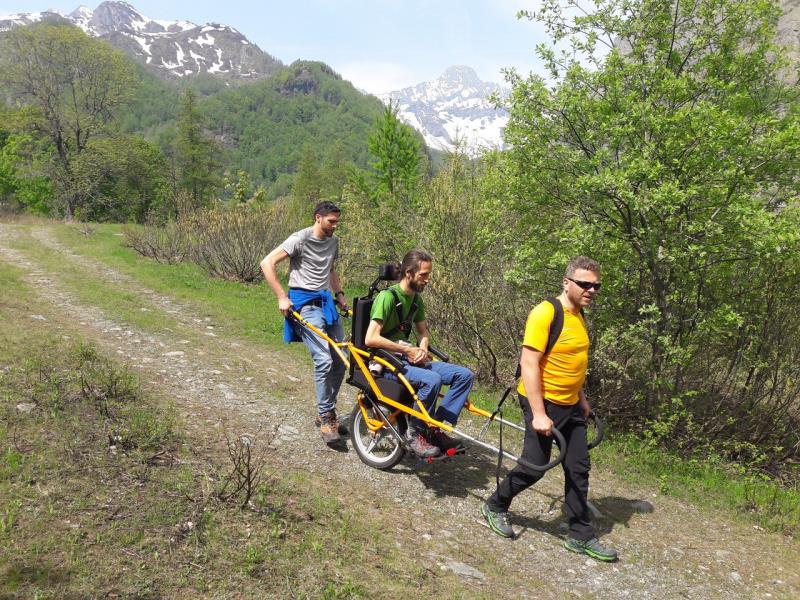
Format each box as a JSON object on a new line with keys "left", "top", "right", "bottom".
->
{"left": 481, "top": 257, "right": 618, "bottom": 562}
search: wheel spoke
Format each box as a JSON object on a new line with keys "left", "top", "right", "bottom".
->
{"left": 364, "top": 435, "right": 380, "bottom": 454}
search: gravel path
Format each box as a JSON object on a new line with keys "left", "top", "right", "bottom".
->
{"left": 1, "top": 223, "right": 797, "bottom": 600}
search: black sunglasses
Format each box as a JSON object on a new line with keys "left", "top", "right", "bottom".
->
{"left": 567, "top": 277, "right": 601, "bottom": 291}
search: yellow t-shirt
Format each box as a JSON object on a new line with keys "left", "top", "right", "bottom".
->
{"left": 517, "top": 299, "right": 589, "bottom": 405}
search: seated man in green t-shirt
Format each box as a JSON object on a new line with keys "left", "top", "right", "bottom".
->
{"left": 364, "top": 249, "right": 474, "bottom": 458}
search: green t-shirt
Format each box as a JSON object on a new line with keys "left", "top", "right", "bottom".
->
{"left": 370, "top": 284, "right": 426, "bottom": 342}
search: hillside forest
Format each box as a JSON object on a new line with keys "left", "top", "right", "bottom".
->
{"left": 1, "top": 0, "right": 799, "bottom": 491}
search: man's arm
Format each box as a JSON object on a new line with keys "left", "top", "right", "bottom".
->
{"left": 578, "top": 388, "right": 592, "bottom": 419}
{"left": 260, "top": 247, "right": 292, "bottom": 316}
{"left": 519, "top": 345, "right": 553, "bottom": 436}
{"left": 329, "top": 266, "right": 348, "bottom": 310}
{"left": 413, "top": 319, "right": 431, "bottom": 359}
{"left": 365, "top": 320, "right": 427, "bottom": 364}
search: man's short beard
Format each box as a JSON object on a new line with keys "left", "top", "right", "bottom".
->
{"left": 409, "top": 279, "right": 426, "bottom": 293}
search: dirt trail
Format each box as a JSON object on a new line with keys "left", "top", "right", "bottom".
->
{"left": 1, "top": 222, "right": 797, "bottom": 600}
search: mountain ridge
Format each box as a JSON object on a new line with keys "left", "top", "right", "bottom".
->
{"left": 380, "top": 66, "right": 509, "bottom": 152}
{"left": 0, "top": 1, "right": 282, "bottom": 81}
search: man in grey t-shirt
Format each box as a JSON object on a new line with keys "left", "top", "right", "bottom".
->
{"left": 260, "top": 201, "right": 349, "bottom": 444}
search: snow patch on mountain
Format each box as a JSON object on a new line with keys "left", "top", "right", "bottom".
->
{"left": 194, "top": 33, "right": 214, "bottom": 47}
{"left": 381, "top": 66, "right": 509, "bottom": 152}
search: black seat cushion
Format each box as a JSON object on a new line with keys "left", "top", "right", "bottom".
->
{"left": 348, "top": 368, "right": 414, "bottom": 407}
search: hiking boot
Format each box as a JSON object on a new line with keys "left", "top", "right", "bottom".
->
{"left": 564, "top": 537, "right": 618, "bottom": 562}
{"left": 315, "top": 410, "right": 349, "bottom": 436}
{"left": 406, "top": 429, "right": 441, "bottom": 458}
{"left": 481, "top": 503, "right": 515, "bottom": 539}
{"left": 318, "top": 411, "right": 341, "bottom": 444}
{"left": 427, "top": 427, "right": 464, "bottom": 452}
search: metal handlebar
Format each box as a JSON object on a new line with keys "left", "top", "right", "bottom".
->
{"left": 372, "top": 349, "right": 405, "bottom": 372}
{"left": 515, "top": 426, "right": 567, "bottom": 472}
{"left": 428, "top": 345, "right": 450, "bottom": 362}
{"left": 587, "top": 412, "right": 604, "bottom": 450}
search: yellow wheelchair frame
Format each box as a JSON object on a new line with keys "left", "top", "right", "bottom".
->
{"left": 288, "top": 266, "right": 603, "bottom": 471}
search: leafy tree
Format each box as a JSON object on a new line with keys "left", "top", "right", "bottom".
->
{"left": 175, "top": 88, "right": 220, "bottom": 209}
{"left": 70, "top": 136, "right": 170, "bottom": 222}
{"left": 0, "top": 126, "right": 15, "bottom": 202}
{"left": 222, "top": 170, "right": 253, "bottom": 204}
{"left": 503, "top": 0, "right": 800, "bottom": 462}
{"left": 0, "top": 23, "right": 138, "bottom": 219}
{"left": 0, "top": 132, "right": 53, "bottom": 214}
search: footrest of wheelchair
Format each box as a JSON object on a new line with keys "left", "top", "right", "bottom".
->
{"left": 416, "top": 446, "right": 467, "bottom": 464}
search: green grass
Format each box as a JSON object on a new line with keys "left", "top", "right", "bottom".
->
{"left": 593, "top": 433, "right": 800, "bottom": 535}
{"left": 53, "top": 223, "right": 295, "bottom": 346}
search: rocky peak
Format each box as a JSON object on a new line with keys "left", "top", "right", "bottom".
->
{"left": 87, "top": 1, "right": 143, "bottom": 35}
{"left": 381, "top": 66, "right": 509, "bottom": 152}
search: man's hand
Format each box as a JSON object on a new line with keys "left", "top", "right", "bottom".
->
{"left": 532, "top": 412, "right": 553, "bottom": 436}
{"left": 579, "top": 396, "right": 592, "bottom": 419}
{"left": 336, "top": 297, "right": 350, "bottom": 313}
{"left": 278, "top": 297, "right": 293, "bottom": 316}
{"left": 405, "top": 346, "right": 429, "bottom": 365}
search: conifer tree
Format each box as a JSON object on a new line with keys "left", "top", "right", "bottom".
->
{"left": 368, "top": 102, "right": 423, "bottom": 205}
{"left": 291, "top": 144, "right": 321, "bottom": 205}
{"left": 175, "top": 89, "right": 220, "bottom": 209}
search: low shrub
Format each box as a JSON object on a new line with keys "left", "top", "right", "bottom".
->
{"left": 123, "top": 220, "right": 189, "bottom": 264}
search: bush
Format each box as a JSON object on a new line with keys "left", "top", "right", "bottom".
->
{"left": 183, "top": 202, "right": 297, "bottom": 283}
{"left": 123, "top": 220, "right": 190, "bottom": 264}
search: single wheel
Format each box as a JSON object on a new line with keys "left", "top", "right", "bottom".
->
{"left": 349, "top": 401, "right": 406, "bottom": 470}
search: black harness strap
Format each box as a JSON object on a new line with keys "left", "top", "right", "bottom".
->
{"left": 513, "top": 297, "right": 565, "bottom": 379}
{"left": 382, "top": 288, "right": 419, "bottom": 340}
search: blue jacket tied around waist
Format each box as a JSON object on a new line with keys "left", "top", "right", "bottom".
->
{"left": 283, "top": 288, "right": 339, "bottom": 343}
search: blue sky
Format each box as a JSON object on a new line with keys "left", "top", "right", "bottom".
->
{"left": 0, "top": 0, "right": 550, "bottom": 93}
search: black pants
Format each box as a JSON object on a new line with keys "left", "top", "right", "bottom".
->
{"left": 487, "top": 395, "right": 594, "bottom": 541}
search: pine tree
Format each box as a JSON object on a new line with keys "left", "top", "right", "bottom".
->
{"left": 175, "top": 89, "right": 220, "bottom": 210}
{"left": 291, "top": 144, "right": 321, "bottom": 204}
{"left": 367, "top": 102, "right": 423, "bottom": 205}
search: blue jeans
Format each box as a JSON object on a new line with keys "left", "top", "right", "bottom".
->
{"left": 394, "top": 360, "right": 474, "bottom": 430}
{"left": 296, "top": 304, "right": 346, "bottom": 416}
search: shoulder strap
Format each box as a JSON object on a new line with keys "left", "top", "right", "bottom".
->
{"left": 514, "top": 297, "right": 566, "bottom": 379}
{"left": 544, "top": 297, "right": 564, "bottom": 355}
{"left": 383, "top": 288, "right": 419, "bottom": 340}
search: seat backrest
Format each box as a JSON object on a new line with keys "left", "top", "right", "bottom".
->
{"left": 351, "top": 295, "right": 374, "bottom": 349}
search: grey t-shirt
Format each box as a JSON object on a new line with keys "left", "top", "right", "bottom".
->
{"left": 280, "top": 227, "right": 339, "bottom": 291}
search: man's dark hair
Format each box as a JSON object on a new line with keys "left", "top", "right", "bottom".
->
{"left": 565, "top": 256, "right": 600, "bottom": 278}
{"left": 400, "top": 249, "right": 433, "bottom": 278}
{"left": 313, "top": 200, "right": 341, "bottom": 219}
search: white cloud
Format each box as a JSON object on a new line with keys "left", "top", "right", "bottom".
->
{"left": 336, "top": 61, "right": 422, "bottom": 95}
